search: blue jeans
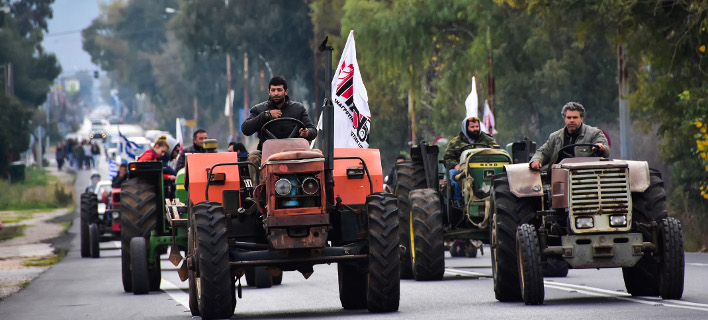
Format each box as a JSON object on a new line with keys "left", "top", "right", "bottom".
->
{"left": 449, "top": 169, "right": 462, "bottom": 201}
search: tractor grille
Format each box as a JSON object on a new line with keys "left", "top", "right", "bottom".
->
{"left": 569, "top": 167, "right": 630, "bottom": 215}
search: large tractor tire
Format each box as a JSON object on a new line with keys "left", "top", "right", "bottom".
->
{"left": 409, "top": 188, "right": 445, "bottom": 281}
{"left": 490, "top": 175, "right": 538, "bottom": 302}
{"left": 622, "top": 173, "right": 676, "bottom": 297}
{"left": 543, "top": 257, "right": 569, "bottom": 278}
{"left": 149, "top": 251, "right": 162, "bottom": 291}
{"left": 658, "top": 217, "right": 684, "bottom": 299}
{"left": 516, "top": 224, "right": 544, "bottom": 305}
{"left": 120, "top": 178, "right": 158, "bottom": 293}
{"left": 131, "top": 237, "right": 150, "bottom": 295}
{"left": 89, "top": 223, "right": 100, "bottom": 258}
{"left": 80, "top": 192, "right": 98, "bottom": 258}
{"left": 366, "top": 192, "right": 400, "bottom": 312}
{"left": 194, "top": 201, "right": 234, "bottom": 320}
{"left": 338, "top": 261, "right": 367, "bottom": 309}
{"left": 272, "top": 270, "right": 283, "bottom": 285}
{"left": 395, "top": 161, "right": 426, "bottom": 279}
{"left": 449, "top": 240, "right": 466, "bottom": 257}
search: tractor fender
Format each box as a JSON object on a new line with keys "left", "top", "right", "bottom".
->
{"left": 503, "top": 163, "right": 543, "bottom": 198}
{"left": 625, "top": 160, "right": 650, "bottom": 192}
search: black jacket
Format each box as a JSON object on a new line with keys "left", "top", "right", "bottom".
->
{"left": 241, "top": 96, "right": 317, "bottom": 150}
{"left": 175, "top": 144, "right": 205, "bottom": 172}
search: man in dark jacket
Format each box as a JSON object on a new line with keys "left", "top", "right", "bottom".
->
{"left": 444, "top": 117, "right": 497, "bottom": 202}
{"left": 241, "top": 76, "right": 317, "bottom": 167}
{"left": 175, "top": 129, "right": 208, "bottom": 172}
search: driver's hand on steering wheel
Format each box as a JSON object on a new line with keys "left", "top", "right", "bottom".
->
{"left": 530, "top": 160, "right": 542, "bottom": 170}
{"left": 299, "top": 128, "right": 309, "bottom": 138}
{"left": 269, "top": 109, "right": 282, "bottom": 119}
{"left": 593, "top": 143, "right": 606, "bottom": 153}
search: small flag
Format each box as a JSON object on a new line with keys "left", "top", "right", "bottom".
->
{"left": 464, "top": 77, "right": 478, "bottom": 119}
{"left": 224, "top": 89, "right": 234, "bottom": 117}
{"left": 118, "top": 129, "right": 141, "bottom": 164}
{"left": 108, "top": 160, "right": 118, "bottom": 179}
{"left": 175, "top": 118, "right": 184, "bottom": 152}
{"left": 482, "top": 99, "right": 497, "bottom": 135}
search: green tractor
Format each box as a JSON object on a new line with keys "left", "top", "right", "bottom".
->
{"left": 396, "top": 140, "right": 532, "bottom": 280}
{"left": 119, "top": 158, "right": 190, "bottom": 295}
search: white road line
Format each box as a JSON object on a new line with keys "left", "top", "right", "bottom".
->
{"left": 445, "top": 269, "right": 491, "bottom": 277}
{"left": 447, "top": 268, "right": 708, "bottom": 312}
{"left": 687, "top": 263, "right": 708, "bottom": 267}
{"left": 161, "top": 279, "right": 191, "bottom": 311}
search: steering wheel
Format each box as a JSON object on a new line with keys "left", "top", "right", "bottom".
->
{"left": 557, "top": 143, "right": 601, "bottom": 159}
{"left": 261, "top": 117, "right": 306, "bottom": 140}
{"left": 459, "top": 143, "right": 492, "bottom": 153}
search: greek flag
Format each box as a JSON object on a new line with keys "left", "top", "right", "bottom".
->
{"left": 118, "top": 130, "right": 140, "bottom": 164}
{"left": 108, "top": 159, "right": 118, "bottom": 179}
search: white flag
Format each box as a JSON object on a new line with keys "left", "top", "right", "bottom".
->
{"left": 482, "top": 99, "right": 497, "bottom": 135}
{"left": 464, "top": 77, "right": 478, "bottom": 119}
{"left": 224, "top": 89, "right": 234, "bottom": 117}
{"left": 328, "top": 30, "right": 371, "bottom": 148}
{"left": 175, "top": 118, "right": 184, "bottom": 152}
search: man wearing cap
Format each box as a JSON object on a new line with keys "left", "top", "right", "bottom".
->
{"left": 444, "top": 117, "right": 497, "bottom": 203}
{"left": 529, "top": 102, "right": 609, "bottom": 170}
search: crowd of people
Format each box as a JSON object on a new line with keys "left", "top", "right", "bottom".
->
{"left": 55, "top": 139, "right": 101, "bottom": 171}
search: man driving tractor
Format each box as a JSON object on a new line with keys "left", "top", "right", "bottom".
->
{"left": 529, "top": 101, "right": 609, "bottom": 169}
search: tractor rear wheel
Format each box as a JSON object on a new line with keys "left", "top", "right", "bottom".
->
{"left": 194, "top": 201, "right": 233, "bottom": 319}
{"left": 623, "top": 173, "right": 670, "bottom": 297}
{"left": 409, "top": 188, "right": 444, "bottom": 281}
{"left": 490, "top": 175, "right": 537, "bottom": 302}
{"left": 89, "top": 223, "right": 100, "bottom": 258}
{"left": 659, "top": 217, "right": 684, "bottom": 299}
{"left": 120, "top": 178, "right": 157, "bottom": 293}
{"left": 338, "top": 261, "right": 367, "bottom": 309}
{"left": 366, "top": 192, "right": 400, "bottom": 312}
{"left": 130, "top": 237, "right": 150, "bottom": 295}
{"left": 543, "top": 257, "right": 569, "bottom": 277}
{"left": 449, "top": 240, "right": 466, "bottom": 257}
{"left": 395, "top": 161, "right": 426, "bottom": 279}
{"left": 516, "top": 224, "right": 544, "bottom": 305}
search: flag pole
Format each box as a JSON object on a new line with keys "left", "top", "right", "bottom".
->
{"left": 319, "top": 36, "right": 334, "bottom": 206}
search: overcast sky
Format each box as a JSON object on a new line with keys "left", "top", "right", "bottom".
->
{"left": 42, "top": 0, "right": 102, "bottom": 74}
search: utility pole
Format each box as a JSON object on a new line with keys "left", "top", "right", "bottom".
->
{"left": 618, "top": 41, "right": 632, "bottom": 159}
{"left": 486, "top": 27, "right": 495, "bottom": 120}
{"left": 408, "top": 89, "right": 416, "bottom": 144}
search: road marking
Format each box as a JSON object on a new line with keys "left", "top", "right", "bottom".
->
{"left": 445, "top": 268, "right": 491, "bottom": 277}
{"left": 447, "top": 268, "right": 708, "bottom": 312}
{"left": 688, "top": 263, "right": 708, "bottom": 267}
{"left": 161, "top": 279, "right": 190, "bottom": 311}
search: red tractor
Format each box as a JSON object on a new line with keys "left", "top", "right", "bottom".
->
{"left": 178, "top": 38, "right": 399, "bottom": 319}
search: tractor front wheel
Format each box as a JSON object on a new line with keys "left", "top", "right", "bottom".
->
{"left": 338, "top": 261, "right": 367, "bottom": 309}
{"left": 366, "top": 192, "right": 400, "bottom": 312}
{"left": 659, "top": 217, "right": 684, "bottom": 299}
{"left": 89, "top": 223, "right": 100, "bottom": 258}
{"left": 516, "top": 224, "right": 544, "bottom": 305}
{"left": 130, "top": 237, "right": 150, "bottom": 295}
{"left": 395, "top": 161, "right": 426, "bottom": 279}
{"left": 120, "top": 178, "right": 157, "bottom": 293}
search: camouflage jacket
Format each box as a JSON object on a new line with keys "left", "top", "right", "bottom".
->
{"left": 530, "top": 124, "right": 610, "bottom": 166}
{"left": 443, "top": 131, "right": 497, "bottom": 169}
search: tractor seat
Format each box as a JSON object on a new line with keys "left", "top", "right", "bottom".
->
{"left": 261, "top": 138, "right": 323, "bottom": 166}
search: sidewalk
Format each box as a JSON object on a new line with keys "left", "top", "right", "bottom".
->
{"left": 0, "top": 164, "right": 75, "bottom": 300}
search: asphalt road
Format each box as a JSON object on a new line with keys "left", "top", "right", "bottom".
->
{"left": 1, "top": 157, "right": 707, "bottom": 319}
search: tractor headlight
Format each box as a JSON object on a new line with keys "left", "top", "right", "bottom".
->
{"left": 302, "top": 177, "right": 320, "bottom": 195}
{"left": 112, "top": 211, "right": 120, "bottom": 219}
{"left": 275, "top": 178, "right": 292, "bottom": 196}
{"left": 575, "top": 217, "right": 594, "bottom": 229}
{"left": 609, "top": 215, "right": 627, "bottom": 227}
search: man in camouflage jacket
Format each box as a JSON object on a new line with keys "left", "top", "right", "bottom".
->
{"left": 530, "top": 102, "right": 609, "bottom": 170}
{"left": 444, "top": 117, "right": 497, "bottom": 201}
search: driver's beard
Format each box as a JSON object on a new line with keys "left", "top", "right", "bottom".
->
{"left": 468, "top": 130, "right": 480, "bottom": 140}
{"left": 269, "top": 96, "right": 283, "bottom": 105}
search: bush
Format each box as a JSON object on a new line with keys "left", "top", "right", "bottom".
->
{"left": 0, "top": 168, "right": 74, "bottom": 210}
{"left": 669, "top": 186, "right": 708, "bottom": 252}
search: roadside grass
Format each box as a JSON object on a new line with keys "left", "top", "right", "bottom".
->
{"left": 0, "top": 225, "right": 26, "bottom": 241}
{"left": 0, "top": 167, "right": 74, "bottom": 211}
{"left": 22, "top": 251, "right": 66, "bottom": 267}
{"left": 58, "top": 221, "right": 71, "bottom": 236}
